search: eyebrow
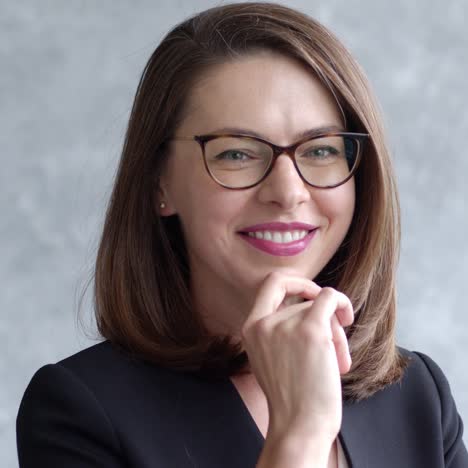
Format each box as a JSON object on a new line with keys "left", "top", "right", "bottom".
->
{"left": 206, "top": 125, "right": 346, "bottom": 141}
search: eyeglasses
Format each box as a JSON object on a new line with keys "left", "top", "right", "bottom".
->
{"left": 169, "top": 132, "right": 369, "bottom": 189}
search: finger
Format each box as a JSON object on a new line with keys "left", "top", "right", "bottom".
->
{"left": 334, "top": 292, "right": 354, "bottom": 328}
{"left": 303, "top": 287, "right": 353, "bottom": 327}
{"left": 331, "top": 315, "right": 352, "bottom": 374}
{"left": 263, "top": 298, "right": 352, "bottom": 373}
{"left": 250, "top": 287, "right": 353, "bottom": 331}
{"left": 242, "top": 272, "right": 321, "bottom": 331}
{"left": 266, "top": 299, "right": 314, "bottom": 328}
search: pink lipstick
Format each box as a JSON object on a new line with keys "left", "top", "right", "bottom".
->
{"left": 238, "top": 222, "right": 318, "bottom": 256}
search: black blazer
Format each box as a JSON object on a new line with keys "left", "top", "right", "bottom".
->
{"left": 17, "top": 341, "right": 468, "bottom": 467}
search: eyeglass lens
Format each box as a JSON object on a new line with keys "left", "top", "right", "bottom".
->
{"left": 204, "top": 135, "right": 359, "bottom": 188}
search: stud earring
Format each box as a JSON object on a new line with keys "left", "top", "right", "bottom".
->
{"left": 160, "top": 202, "right": 166, "bottom": 209}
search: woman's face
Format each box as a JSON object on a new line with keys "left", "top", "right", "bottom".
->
{"left": 159, "top": 52, "right": 355, "bottom": 333}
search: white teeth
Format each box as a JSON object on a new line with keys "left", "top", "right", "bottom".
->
{"left": 283, "top": 232, "right": 293, "bottom": 243}
{"left": 246, "top": 230, "right": 309, "bottom": 243}
{"left": 273, "top": 232, "right": 283, "bottom": 243}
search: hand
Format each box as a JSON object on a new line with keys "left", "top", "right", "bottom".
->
{"left": 241, "top": 272, "right": 354, "bottom": 443}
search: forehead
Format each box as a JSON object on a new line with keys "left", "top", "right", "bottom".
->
{"left": 178, "top": 51, "right": 344, "bottom": 142}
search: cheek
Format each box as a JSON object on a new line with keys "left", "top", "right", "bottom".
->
{"left": 316, "top": 181, "right": 355, "bottom": 227}
{"left": 175, "top": 179, "right": 248, "bottom": 239}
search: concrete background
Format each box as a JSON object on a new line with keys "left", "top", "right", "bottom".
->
{"left": 2, "top": 1, "right": 467, "bottom": 466}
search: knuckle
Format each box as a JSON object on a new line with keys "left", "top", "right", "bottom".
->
{"left": 273, "top": 321, "right": 291, "bottom": 340}
{"left": 266, "top": 271, "right": 284, "bottom": 285}
{"left": 338, "top": 292, "right": 354, "bottom": 317}
{"left": 337, "top": 290, "right": 350, "bottom": 302}
{"left": 320, "top": 286, "right": 337, "bottom": 297}
{"left": 251, "top": 317, "right": 271, "bottom": 338}
{"left": 240, "top": 323, "right": 250, "bottom": 340}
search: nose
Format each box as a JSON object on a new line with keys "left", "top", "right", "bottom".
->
{"left": 256, "top": 154, "right": 311, "bottom": 209}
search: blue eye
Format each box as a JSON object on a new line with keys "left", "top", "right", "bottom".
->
{"left": 305, "top": 146, "right": 339, "bottom": 158}
{"left": 215, "top": 150, "right": 250, "bottom": 161}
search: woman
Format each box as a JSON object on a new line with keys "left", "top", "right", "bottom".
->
{"left": 16, "top": 3, "right": 467, "bottom": 467}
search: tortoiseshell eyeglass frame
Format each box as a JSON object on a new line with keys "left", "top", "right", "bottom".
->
{"left": 168, "top": 132, "right": 370, "bottom": 190}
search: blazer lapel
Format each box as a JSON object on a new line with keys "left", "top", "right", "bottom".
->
{"left": 340, "top": 383, "right": 406, "bottom": 468}
{"left": 177, "top": 373, "right": 264, "bottom": 468}
{"left": 341, "top": 396, "right": 380, "bottom": 467}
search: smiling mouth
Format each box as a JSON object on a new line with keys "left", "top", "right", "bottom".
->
{"left": 239, "top": 229, "right": 316, "bottom": 244}
{"left": 237, "top": 228, "right": 318, "bottom": 256}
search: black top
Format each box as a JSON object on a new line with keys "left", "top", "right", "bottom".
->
{"left": 17, "top": 340, "right": 468, "bottom": 467}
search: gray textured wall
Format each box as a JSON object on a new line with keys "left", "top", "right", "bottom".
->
{"left": 2, "top": 1, "right": 467, "bottom": 466}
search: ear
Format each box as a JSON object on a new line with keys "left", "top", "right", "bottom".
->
{"left": 155, "top": 175, "right": 177, "bottom": 217}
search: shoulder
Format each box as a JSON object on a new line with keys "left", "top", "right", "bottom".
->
{"left": 394, "top": 347, "right": 456, "bottom": 419}
{"left": 396, "top": 347, "right": 460, "bottom": 417}
{"left": 347, "top": 347, "right": 458, "bottom": 417}
{"left": 57, "top": 339, "right": 147, "bottom": 377}
{"left": 17, "top": 341, "right": 201, "bottom": 466}
{"left": 398, "top": 347, "right": 452, "bottom": 394}
{"left": 16, "top": 342, "right": 129, "bottom": 466}
{"left": 343, "top": 347, "right": 467, "bottom": 466}
{"left": 397, "top": 347, "right": 466, "bottom": 464}
{"left": 20, "top": 340, "right": 185, "bottom": 411}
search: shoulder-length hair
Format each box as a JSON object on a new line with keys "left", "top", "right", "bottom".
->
{"left": 93, "top": 2, "right": 408, "bottom": 400}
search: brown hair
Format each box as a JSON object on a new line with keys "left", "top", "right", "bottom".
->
{"left": 92, "top": 2, "right": 408, "bottom": 400}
